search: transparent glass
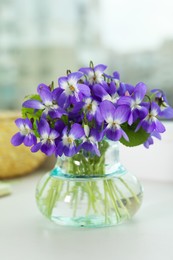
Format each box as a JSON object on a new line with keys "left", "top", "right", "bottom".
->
{"left": 36, "top": 140, "right": 143, "bottom": 227}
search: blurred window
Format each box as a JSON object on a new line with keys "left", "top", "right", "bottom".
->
{"left": 0, "top": 0, "right": 173, "bottom": 109}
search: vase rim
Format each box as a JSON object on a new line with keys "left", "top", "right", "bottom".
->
{"left": 50, "top": 163, "right": 127, "bottom": 181}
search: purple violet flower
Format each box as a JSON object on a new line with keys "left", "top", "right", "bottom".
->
{"left": 144, "top": 131, "right": 161, "bottom": 148}
{"left": 100, "top": 100, "right": 130, "bottom": 141}
{"left": 58, "top": 72, "right": 90, "bottom": 106}
{"left": 79, "top": 64, "right": 107, "bottom": 85}
{"left": 54, "top": 119, "right": 66, "bottom": 134}
{"left": 118, "top": 82, "right": 148, "bottom": 125}
{"left": 136, "top": 102, "right": 166, "bottom": 133}
{"left": 93, "top": 83, "right": 118, "bottom": 104}
{"left": 151, "top": 89, "right": 173, "bottom": 119}
{"left": 56, "top": 123, "right": 85, "bottom": 157}
{"left": 103, "top": 81, "right": 117, "bottom": 97}
{"left": 11, "top": 118, "right": 36, "bottom": 147}
{"left": 104, "top": 71, "right": 134, "bottom": 97}
{"left": 104, "top": 71, "right": 122, "bottom": 95}
{"left": 83, "top": 97, "right": 103, "bottom": 123}
{"left": 23, "top": 84, "right": 66, "bottom": 119}
{"left": 31, "top": 118, "right": 59, "bottom": 156}
{"left": 117, "top": 82, "right": 134, "bottom": 96}
{"left": 104, "top": 71, "right": 120, "bottom": 82}
{"left": 80, "top": 125, "right": 101, "bottom": 156}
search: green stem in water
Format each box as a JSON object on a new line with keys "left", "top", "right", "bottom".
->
{"left": 113, "top": 181, "right": 132, "bottom": 206}
{"left": 119, "top": 177, "right": 140, "bottom": 204}
{"left": 37, "top": 175, "right": 51, "bottom": 199}
{"left": 86, "top": 182, "right": 98, "bottom": 213}
{"left": 103, "top": 181, "right": 110, "bottom": 224}
{"left": 104, "top": 180, "right": 121, "bottom": 221}
{"left": 108, "top": 179, "right": 130, "bottom": 218}
{"left": 72, "top": 187, "right": 79, "bottom": 217}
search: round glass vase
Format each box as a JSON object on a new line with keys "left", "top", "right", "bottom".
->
{"left": 36, "top": 140, "right": 143, "bottom": 228}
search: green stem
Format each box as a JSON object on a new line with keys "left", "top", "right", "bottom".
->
{"left": 86, "top": 196, "right": 91, "bottom": 216}
{"left": 73, "top": 188, "right": 78, "bottom": 217}
{"left": 91, "top": 182, "right": 104, "bottom": 214}
{"left": 67, "top": 140, "right": 109, "bottom": 176}
{"left": 108, "top": 180, "right": 130, "bottom": 218}
{"left": 48, "top": 187, "right": 56, "bottom": 217}
{"left": 113, "top": 181, "right": 132, "bottom": 205}
{"left": 54, "top": 180, "right": 63, "bottom": 202}
{"left": 37, "top": 175, "right": 51, "bottom": 199}
{"left": 119, "top": 177, "right": 140, "bottom": 204}
{"left": 86, "top": 182, "right": 97, "bottom": 213}
{"left": 103, "top": 181, "right": 109, "bottom": 224}
{"left": 104, "top": 180, "right": 120, "bottom": 221}
{"left": 42, "top": 179, "right": 63, "bottom": 218}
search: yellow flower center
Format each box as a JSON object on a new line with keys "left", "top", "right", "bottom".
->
{"left": 93, "top": 75, "right": 96, "bottom": 81}
{"left": 67, "top": 137, "right": 73, "bottom": 144}
{"left": 86, "top": 103, "right": 92, "bottom": 111}
{"left": 111, "top": 121, "right": 119, "bottom": 129}
{"left": 69, "top": 85, "right": 75, "bottom": 92}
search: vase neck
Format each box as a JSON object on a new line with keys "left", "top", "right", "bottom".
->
{"left": 50, "top": 140, "right": 127, "bottom": 179}
{"left": 50, "top": 162, "right": 127, "bottom": 180}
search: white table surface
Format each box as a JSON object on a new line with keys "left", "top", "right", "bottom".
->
{"left": 0, "top": 172, "right": 173, "bottom": 260}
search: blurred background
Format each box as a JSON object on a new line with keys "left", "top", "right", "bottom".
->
{"left": 0, "top": 0, "right": 173, "bottom": 110}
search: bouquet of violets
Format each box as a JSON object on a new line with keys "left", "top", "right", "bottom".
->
{"left": 11, "top": 62, "right": 173, "bottom": 226}
{"left": 12, "top": 61, "right": 173, "bottom": 155}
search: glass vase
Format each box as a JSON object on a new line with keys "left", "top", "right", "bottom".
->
{"left": 36, "top": 140, "right": 143, "bottom": 227}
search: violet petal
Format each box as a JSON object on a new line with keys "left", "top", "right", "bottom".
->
{"left": 23, "top": 100, "right": 44, "bottom": 110}
{"left": 100, "top": 100, "right": 116, "bottom": 122}
{"left": 11, "top": 132, "right": 24, "bottom": 146}
{"left": 70, "top": 123, "right": 84, "bottom": 139}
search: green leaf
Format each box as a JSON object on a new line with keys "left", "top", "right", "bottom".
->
{"left": 21, "top": 107, "right": 34, "bottom": 119}
{"left": 120, "top": 122, "right": 150, "bottom": 147}
{"left": 24, "top": 94, "right": 41, "bottom": 102}
{"left": 21, "top": 107, "right": 42, "bottom": 120}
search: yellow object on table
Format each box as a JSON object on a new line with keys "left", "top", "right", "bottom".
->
{"left": 0, "top": 111, "right": 46, "bottom": 179}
